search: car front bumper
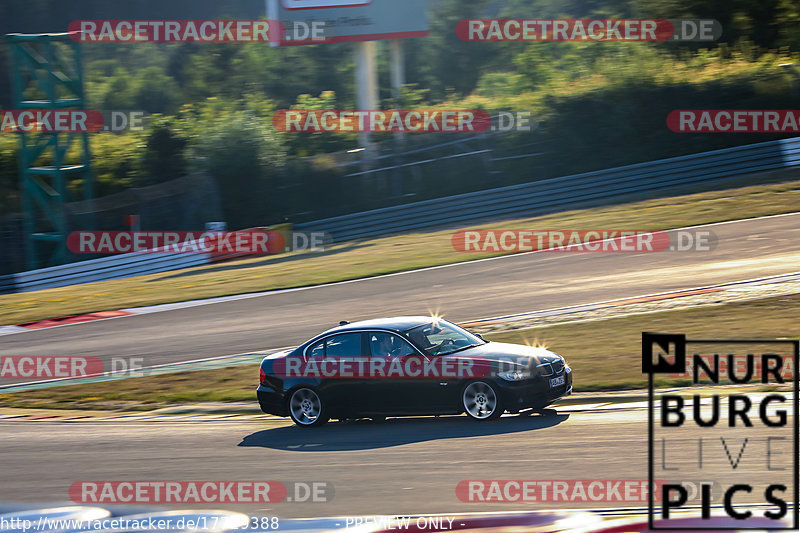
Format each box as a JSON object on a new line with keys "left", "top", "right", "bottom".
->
{"left": 497, "top": 367, "right": 573, "bottom": 410}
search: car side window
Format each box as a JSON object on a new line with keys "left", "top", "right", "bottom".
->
{"left": 369, "top": 332, "right": 416, "bottom": 358}
{"left": 307, "top": 340, "right": 325, "bottom": 358}
{"left": 325, "top": 333, "right": 363, "bottom": 358}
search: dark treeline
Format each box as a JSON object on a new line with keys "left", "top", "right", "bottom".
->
{"left": 0, "top": 0, "right": 799, "bottom": 228}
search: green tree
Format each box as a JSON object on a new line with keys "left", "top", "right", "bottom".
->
{"left": 413, "top": 0, "right": 508, "bottom": 99}
{"left": 142, "top": 117, "right": 188, "bottom": 184}
{"left": 183, "top": 98, "right": 287, "bottom": 228}
{"left": 99, "top": 69, "right": 135, "bottom": 110}
{"left": 131, "top": 67, "right": 181, "bottom": 114}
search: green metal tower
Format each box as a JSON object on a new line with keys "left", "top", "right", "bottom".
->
{"left": 6, "top": 32, "right": 93, "bottom": 270}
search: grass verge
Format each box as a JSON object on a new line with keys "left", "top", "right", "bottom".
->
{"left": 1, "top": 293, "right": 796, "bottom": 411}
{"left": 2, "top": 177, "right": 800, "bottom": 325}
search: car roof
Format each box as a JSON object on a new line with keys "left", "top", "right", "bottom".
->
{"left": 321, "top": 316, "right": 437, "bottom": 335}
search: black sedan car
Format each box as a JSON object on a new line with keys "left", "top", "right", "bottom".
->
{"left": 257, "top": 316, "right": 572, "bottom": 427}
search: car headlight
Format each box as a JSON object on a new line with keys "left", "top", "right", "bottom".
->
{"left": 498, "top": 370, "right": 532, "bottom": 381}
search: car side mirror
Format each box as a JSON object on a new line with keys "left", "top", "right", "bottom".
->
{"left": 475, "top": 333, "right": 485, "bottom": 342}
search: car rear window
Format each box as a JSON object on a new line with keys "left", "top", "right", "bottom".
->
{"left": 324, "top": 333, "right": 362, "bottom": 358}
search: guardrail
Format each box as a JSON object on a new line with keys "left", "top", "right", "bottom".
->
{"left": 0, "top": 251, "right": 210, "bottom": 294}
{"left": 0, "top": 227, "right": 290, "bottom": 294}
{"left": 2, "top": 136, "right": 799, "bottom": 295}
{"left": 296, "top": 136, "right": 800, "bottom": 241}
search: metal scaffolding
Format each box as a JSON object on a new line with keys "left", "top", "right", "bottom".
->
{"left": 6, "top": 32, "right": 93, "bottom": 269}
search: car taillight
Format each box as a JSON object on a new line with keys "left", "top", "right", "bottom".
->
{"left": 259, "top": 367, "right": 266, "bottom": 384}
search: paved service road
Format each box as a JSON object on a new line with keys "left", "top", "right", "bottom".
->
{"left": 3, "top": 214, "right": 800, "bottom": 369}
{"left": 1, "top": 407, "right": 793, "bottom": 518}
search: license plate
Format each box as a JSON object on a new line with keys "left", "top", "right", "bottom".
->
{"left": 550, "top": 375, "right": 565, "bottom": 388}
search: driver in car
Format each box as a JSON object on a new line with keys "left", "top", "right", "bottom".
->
{"left": 407, "top": 324, "right": 451, "bottom": 355}
{"left": 407, "top": 328, "right": 433, "bottom": 352}
{"left": 372, "top": 334, "right": 406, "bottom": 357}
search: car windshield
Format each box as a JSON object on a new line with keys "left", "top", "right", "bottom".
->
{"left": 404, "top": 320, "right": 485, "bottom": 356}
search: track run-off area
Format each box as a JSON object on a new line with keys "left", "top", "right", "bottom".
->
{"left": 2, "top": 213, "right": 800, "bottom": 371}
{"left": 0, "top": 213, "right": 798, "bottom": 517}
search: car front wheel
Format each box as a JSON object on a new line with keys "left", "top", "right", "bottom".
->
{"left": 288, "top": 387, "right": 329, "bottom": 427}
{"left": 462, "top": 380, "right": 503, "bottom": 420}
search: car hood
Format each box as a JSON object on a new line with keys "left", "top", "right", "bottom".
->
{"left": 438, "top": 341, "right": 563, "bottom": 369}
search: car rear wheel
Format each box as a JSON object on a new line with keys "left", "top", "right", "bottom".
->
{"left": 288, "top": 387, "right": 329, "bottom": 427}
{"left": 462, "top": 381, "right": 503, "bottom": 420}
